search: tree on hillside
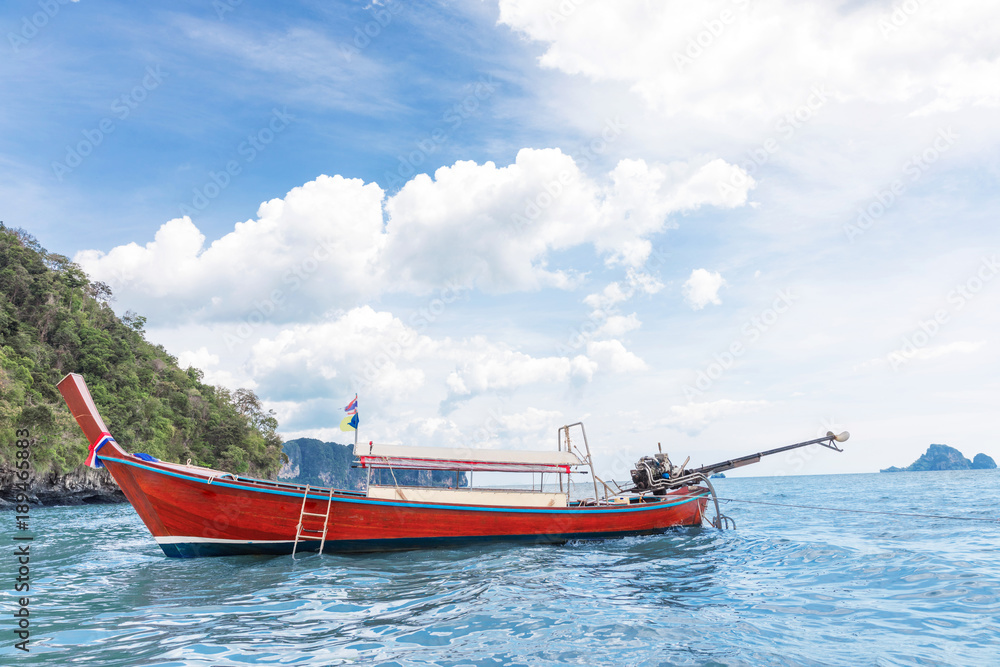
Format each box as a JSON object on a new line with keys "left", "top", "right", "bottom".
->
{"left": 0, "top": 223, "right": 284, "bottom": 481}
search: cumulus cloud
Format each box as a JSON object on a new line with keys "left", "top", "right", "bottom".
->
{"left": 442, "top": 336, "right": 646, "bottom": 401}
{"left": 177, "top": 346, "right": 219, "bottom": 370}
{"left": 585, "top": 339, "right": 648, "bottom": 373}
{"left": 75, "top": 175, "right": 387, "bottom": 322}
{"left": 583, "top": 281, "right": 632, "bottom": 312}
{"left": 682, "top": 269, "right": 726, "bottom": 310}
{"left": 244, "top": 307, "right": 649, "bottom": 413}
{"left": 594, "top": 313, "right": 642, "bottom": 338}
{"left": 585, "top": 268, "right": 664, "bottom": 314}
{"left": 174, "top": 345, "right": 251, "bottom": 389}
{"left": 496, "top": 407, "right": 565, "bottom": 436}
{"left": 248, "top": 306, "right": 432, "bottom": 403}
{"left": 497, "top": 0, "right": 1000, "bottom": 120}
{"left": 383, "top": 150, "right": 750, "bottom": 288}
{"left": 76, "top": 150, "right": 752, "bottom": 323}
{"left": 281, "top": 405, "right": 567, "bottom": 452}
{"left": 579, "top": 268, "right": 664, "bottom": 342}
{"left": 444, "top": 342, "right": 597, "bottom": 398}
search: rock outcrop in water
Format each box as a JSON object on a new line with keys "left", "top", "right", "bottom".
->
{"left": 0, "top": 465, "right": 125, "bottom": 507}
{"left": 972, "top": 453, "right": 998, "bottom": 470}
{"left": 881, "top": 444, "right": 997, "bottom": 472}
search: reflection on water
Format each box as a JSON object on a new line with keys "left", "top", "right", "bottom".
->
{"left": 2, "top": 470, "right": 998, "bottom": 665}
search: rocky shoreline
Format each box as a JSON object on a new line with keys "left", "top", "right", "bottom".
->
{"left": 0, "top": 465, "right": 126, "bottom": 507}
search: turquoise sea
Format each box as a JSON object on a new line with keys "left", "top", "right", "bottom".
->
{"left": 3, "top": 470, "right": 998, "bottom": 666}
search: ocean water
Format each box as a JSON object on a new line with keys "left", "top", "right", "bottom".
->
{"left": 3, "top": 470, "right": 998, "bottom": 666}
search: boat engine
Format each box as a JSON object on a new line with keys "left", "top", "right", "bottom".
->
{"left": 630, "top": 453, "right": 672, "bottom": 493}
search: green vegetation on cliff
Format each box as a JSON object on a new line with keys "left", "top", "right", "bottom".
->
{"left": 0, "top": 224, "right": 284, "bottom": 479}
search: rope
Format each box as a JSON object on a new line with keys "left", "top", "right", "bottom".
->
{"left": 387, "top": 463, "right": 401, "bottom": 489}
{"left": 718, "top": 497, "right": 1000, "bottom": 523}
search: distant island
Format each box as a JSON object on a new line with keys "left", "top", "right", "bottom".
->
{"left": 881, "top": 444, "right": 997, "bottom": 473}
{"left": 280, "top": 438, "right": 467, "bottom": 490}
{"left": 710, "top": 473, "right": 726, "bottom": 479}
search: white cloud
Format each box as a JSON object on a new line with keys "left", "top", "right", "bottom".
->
{"left": 76, "top": 151, "right": 752, "bottom": 323}
{"left": 177, "top": 346, "right": 219, "bottom": 370}
{"left": 75, "top": 175, "right": 387, "bottom": 322}
{"left": 174, "top": 346, "right": 251, "bottom": 389}
{"left": 595, "top": 313, "right": 642, "bottom": 338}
{"left": 583, "top": 281, "right": 632, "bottom": 311}
{"left": 682, "top": 268, "right": 726, "bottom": 310}
{"left": 382, "top": 149, "right": 752, "bottom": 292}
{"left": 444, "top": 342, "right": 596, "bottom": 398}
{"left": 244, "top": 307, "right": 650, "bottom": 414}
{"left": 581, "top": 268, "right": 665, "bottom": 342}
{"left": 497, "top": 407, "right": 565, "bottom": 435}
{"left": 626, "top": 269, "right": 665, "bottom": 297}
{"left": 248, "top": 306, "right": 432, "bottom": 403}
{"left": 584, "top": 268, "right": 664, "bottom": 314}
{"left": 497, "top": 0, "right": 1000, "bottom": 120}
{"left": 585, "top": 339, "right": 648, "bottom": 373}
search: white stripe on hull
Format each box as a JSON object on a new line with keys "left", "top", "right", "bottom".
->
{"left": 155, "top": 536, "right": 293, "bottom": 545}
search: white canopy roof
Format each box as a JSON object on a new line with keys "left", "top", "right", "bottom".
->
{"left": 354, "top": 442, "right": 584, "bottom": 473}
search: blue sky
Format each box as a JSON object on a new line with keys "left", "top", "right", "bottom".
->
{"left": 4, "top": 0, "right": 999, "bottom": 477}
{"left": 4, "top": 1, "right": 544, "bottom": 247}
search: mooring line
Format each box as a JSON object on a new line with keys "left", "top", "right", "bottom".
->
{"left": 717, "top": 498, "right": 1000, "bottom": 523}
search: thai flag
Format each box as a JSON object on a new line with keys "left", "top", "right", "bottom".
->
{"left": 344, "top": 395, "right": 358, "bottom": 414}
{"left": 86, "top": 432, "right": 115, "bottom": 469}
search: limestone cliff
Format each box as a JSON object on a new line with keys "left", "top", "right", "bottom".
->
{"left": 881, "top": 444, "right": 997, "bottom": 473}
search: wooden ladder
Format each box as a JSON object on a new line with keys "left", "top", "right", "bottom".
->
{"left": 291, "top": 485, "right": 335, "bottom": 559}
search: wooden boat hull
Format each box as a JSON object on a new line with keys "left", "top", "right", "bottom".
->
{"left": 98, "top": 440, "right": 709, "bottom": 557}
{"left": 57, "top": 372, "right": 709, "bottom": 558}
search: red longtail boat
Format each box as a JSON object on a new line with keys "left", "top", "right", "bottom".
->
{"left": 57, "top": 372, "right": 847, "bottom": 558}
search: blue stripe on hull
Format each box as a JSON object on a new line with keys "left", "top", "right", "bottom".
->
{"left": 160, "top": 527, "right": 699, "bottom": 558}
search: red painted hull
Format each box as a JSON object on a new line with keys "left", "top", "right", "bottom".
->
{"left": 97, "top": 441, "right": 709, "bottom": 557}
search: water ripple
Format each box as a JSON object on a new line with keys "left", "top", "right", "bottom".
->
{"left": 2, "top": 471, "right": 998, "bottom": 665}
